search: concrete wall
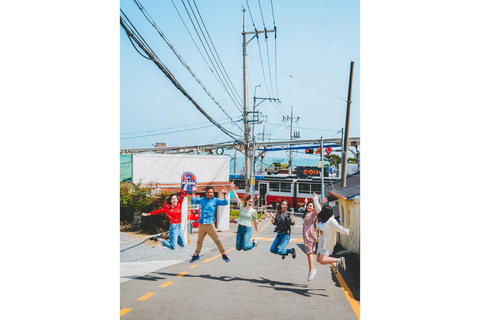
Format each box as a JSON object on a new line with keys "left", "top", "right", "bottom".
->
{"left": 338, "top": 197, "right": 360, "bottom": 255}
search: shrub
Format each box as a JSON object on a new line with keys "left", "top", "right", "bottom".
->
{"left": 120, "top": 182, "right": 170, "bottom": 234}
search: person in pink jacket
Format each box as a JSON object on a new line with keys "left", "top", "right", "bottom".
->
{"left": 315, "top": 202, "right": 349, "bottom": 273}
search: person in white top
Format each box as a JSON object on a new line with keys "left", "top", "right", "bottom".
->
{"left": 313, "top": 193, "right": 349, "bottom": 273}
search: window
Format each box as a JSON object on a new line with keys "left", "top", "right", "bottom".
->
{"left": 235, "top": 179, "right": 245, "bottom": 188}
{"left": 298, "top": 183, "right": 310, "bottom": 194}
{"left": 311, "top": 184, "right": 322, "bottom": 193}
{"left": 269, "top": 182, "right": 279, "bottom": 192}
{"left": 281, "top": 182, "right": 291, "bottom": 193}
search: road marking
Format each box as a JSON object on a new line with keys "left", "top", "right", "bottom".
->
{"left": 176, "top": 272, "right": 188, "bottom": 277}
{"left": 120, "top": 308, "right": 132, "bottom": 316}
{"left": 189, "top": 264, "right": 198, "bottom": 268}
{"left": 159, "top": 281, "right": 174, "bottom": 287}
{"left": 259, "top": 220, "right": 271, "bottom": 232}
{"left": 202, "top": 248, "right": 235, "bottom": 263}
{"left": 137, "top": 292, "right": 156, "bottom": 301}
{"left": 331, "top": 265, "right": 360, "bottom": 319}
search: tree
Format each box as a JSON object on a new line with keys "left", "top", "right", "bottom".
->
{"left": 324, "top": 154, "right": 341, "bottom": 168}
{"left": 348, "top": 157, "right": 358, "bottom": 164}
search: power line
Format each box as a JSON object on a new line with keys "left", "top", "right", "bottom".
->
{"left": 247, "top": 54, "right": 347, "bottom": 102}
{"left": 170, "top": 0, "right": 243, "bottom": 112}
{"left": 181, "top": 0, "right": 244, "bottom": 111}
{"left": 120, "top": 9, "right": 242, "bottom": 142}
{"left": 132, "top": 0, "right": 242, "bottom": 132}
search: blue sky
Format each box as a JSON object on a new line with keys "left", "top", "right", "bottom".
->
{"left": 120, "top": 0, "right": 360, "bottom": 166}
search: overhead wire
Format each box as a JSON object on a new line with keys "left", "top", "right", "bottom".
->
{"left": 132, "top": 0, "right": 242, "bottom": 132}
{"left": 170, "top": 0, "right": 243, "bottom": 112}
{"left": 181, "top": 0, "right": 244, "bottom": 111}
{"left": 120, "top": 9, "right": 242, "bottom": 142}
{"left": 121, "top": 118, "right": 230, "bottom": 136}
{"left": 257, "top": 0, "right": 275, "bottom": 101}
{"left": 191, "top": 0, "right": 244, "bottom": 106}
{"left": 247, "top": 54, "right": 347, "bottom": 102}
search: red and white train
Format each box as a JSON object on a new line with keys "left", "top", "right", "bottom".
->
{"left": 229, "top": 173, "right": 339, "bottom": 211}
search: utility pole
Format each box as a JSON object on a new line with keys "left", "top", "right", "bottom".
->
{"left": 250, "top": 87, "right": 279, "bottom": 196}
{"left": 283, "top": 106, "right": 300, "bottom": 175}
{"left": 341, "top": 61, "right": 355, "bottom": 188}
{"left": 258, "top": 125, "right": 270, "bottom": 174}
{"left": 242, "top": 9, "right": 276, "bottom": 194}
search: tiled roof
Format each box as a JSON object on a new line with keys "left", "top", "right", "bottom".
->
{"left": 328, "top": 184, "right": 360, "bottom": 200}
{"left": 141, "top": 181, "right": 236, "bottom": 194}
{"left": 325, "top": 172, "right": 360, "bottom": 200}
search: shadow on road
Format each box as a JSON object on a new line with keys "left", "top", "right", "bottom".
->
{"left": 152, "top": 271, "right": 328, "bottom": 298}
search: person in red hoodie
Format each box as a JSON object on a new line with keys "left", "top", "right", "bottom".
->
{"left": 141, "top": 184, "right": 187, "bottom": 250}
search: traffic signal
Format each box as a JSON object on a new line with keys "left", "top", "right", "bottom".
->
{"left": 305, "top": 149, "right": 314, "bottom": 154}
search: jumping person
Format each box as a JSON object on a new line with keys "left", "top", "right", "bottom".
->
{"left": 270, "top": 200, "right": 296, "bottom": 259}
{"left": 231, "top": 184, "right": 259, "bottom": 251}
{"left": 189, "top": 185, "right": 230, "bottom": 263}
{"left": 314, "top": 197, "right": 349, "bottom": 273}
{"left": 141, "top": 184, "right": 187, "bottom": 250}
{"left": 302, "top": 195, "right": 327, "bottom": 281}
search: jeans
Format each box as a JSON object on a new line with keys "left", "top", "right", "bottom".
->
{"left": 161, "top": 223, "right": 185, "bottom": 250}
{"left": 236, "top": 224, "right": 255, "bottom": 251}
{"left": 270, "top": 232, "right": 291, "bottom": 256}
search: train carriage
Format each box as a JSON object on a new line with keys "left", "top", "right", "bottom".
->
{"left": 230, "top": 174, "right": 339, "bottom": 211}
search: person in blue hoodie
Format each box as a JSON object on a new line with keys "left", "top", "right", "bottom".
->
{"left": 189, "top": 185, "right": 230, "bottom": 263}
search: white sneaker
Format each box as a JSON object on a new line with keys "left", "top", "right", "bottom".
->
{"left": 333, "top": 263, "right": 338, "bottom": 273}
{"left": 338, "top": 257, "right": 346, "bottom": 270}
{"left": 307, "top": 272, "right": 316, "bottom": 281}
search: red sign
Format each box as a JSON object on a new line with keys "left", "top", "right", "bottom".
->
{"left": 325, "top": 147, "right": 332, "bottom": 154}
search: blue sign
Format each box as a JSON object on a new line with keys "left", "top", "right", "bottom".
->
{"left": 181, "top": 172, "right": 197, "bottom": 193}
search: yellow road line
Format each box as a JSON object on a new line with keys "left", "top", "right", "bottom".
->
{"left": 159, "top": 281, "right": 174, "bottom": 287}
{"left": 189, "top": 264, "right": 198, "bottom": 268}
{"left": 331, "top": 265, "right": 360, "bottom": 319}
{"left": 120, "top": 308, "right": 132, "bottom": 317}
{"left": 202, "top": 248, "right": 235, "bottom": 263}
{"left": 176, "top": 272, "right": 188, "bottom": 277}
{"left": 137, "top": 292, "right": 156, "bottom": 301}
{"left": 259, "top": 220, "right": 271, "bottom": 232}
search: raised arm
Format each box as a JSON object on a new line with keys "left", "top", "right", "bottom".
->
{"left": 230, "top": 182, "right": 241, "bottom": 204}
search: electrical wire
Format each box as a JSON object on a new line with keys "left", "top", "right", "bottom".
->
{"left": 120, "top": 9, "right": 242, "bottom": 142}
{"left": 170, "top": 0, "right": 243, "bottom": 112}
{"left": 181, "top": 0, "right": 244, "bottom": 111}
{"left": 132, "top": 0, "right": 242, "bottom": 132}
{"left": 247, "top": 54, "right": 347, "bottom": 102}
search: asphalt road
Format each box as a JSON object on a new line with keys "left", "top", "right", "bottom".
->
{"left": 120, "top": 213, "right": 360, "bottom": 319}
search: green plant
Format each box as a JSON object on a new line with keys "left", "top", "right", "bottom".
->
{"left": 230, "top": 209, "right": 240, "bottom": 220}
{"left": 120, "top": 182, "right": 170, "bottom": 234}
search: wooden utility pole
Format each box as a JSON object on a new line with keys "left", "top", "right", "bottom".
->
{"left": 341, "top": 61, "right": 355, "bottom": 187}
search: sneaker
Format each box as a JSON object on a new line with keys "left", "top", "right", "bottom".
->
{"left": 222, "top": 254, "right": 230, "bottom": 263}
{"left": 333, "top": 262, "right": 338, "bottom": 273}
{"left": 253, "top": 239, "right": 258, "bottom": 247}
{"left": 307, "top": 272, "right": 316, "bottom": 281}
{"left": 282, "top": 255, "right": 286, "bottom": 260}
{"left": 338, "top": 257, "right": 346, "bottom": 270}
{"left": 189, "top": 254, "right": 200, "bottom": 263}
{"left": 291, "top": 248, "right": 296, "bottom": 259}
{"left": 313, "top": 268, "right": 318, "bottom": 273}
